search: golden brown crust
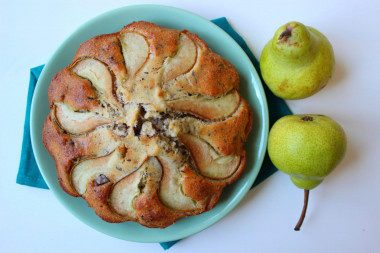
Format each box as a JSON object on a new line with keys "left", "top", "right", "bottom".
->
{"left": 134, "top": 192, "right": 185, "bottom": 228}
{"left": 73, "top": 33, "right": 128, "bottom": 83}
{"left": 120, "top": 21, "right": 180, "bottom": 57}
{"left": 48, "top": 68, "right": 99, "bottom": 110}
{"left": 42, "top": 21, "right": 253, "bottom": 228}
{"left": 83, "top": 181, "right": 130, "bottom": 223}
{"left": 43, "top": 112, "right": 79, "bottom": 196}
{"left": 181, "top": 164, "right": 224, "bottom": 209}
{"left": 198, "top": 99, "right": 253, "bottom": 156}
{"left": 184, "top": 31, "right": 240, "bottom": 96}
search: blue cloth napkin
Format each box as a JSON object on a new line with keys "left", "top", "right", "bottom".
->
{"left": 16, "top": 17, "right": 291, "bottom": 250}
{"left": 17, "top": 64, "right": 49, "bottom": 189}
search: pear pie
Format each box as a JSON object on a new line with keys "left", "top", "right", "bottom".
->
{"left": 42, "top": 21, "right": 253, "bottom": 228}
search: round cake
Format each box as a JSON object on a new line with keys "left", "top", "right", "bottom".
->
{"left": 42, "top": 21, "right": 253, "bottom": 228}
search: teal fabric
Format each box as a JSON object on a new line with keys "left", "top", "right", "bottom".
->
{"left": 16, "top": 17, "right": 291, "bottom": 250}
{"left": 16, "top": 64, "right": 49, "bottom": 189}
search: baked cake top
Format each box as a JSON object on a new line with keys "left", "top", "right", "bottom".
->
{"left": 42, "top": 21, "right": 252, "bottom": 228}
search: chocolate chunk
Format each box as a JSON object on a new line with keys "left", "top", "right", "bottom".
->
{"left": 140, "top": 105, "right": 147, "bottom": 118}
{"left": 94, "top": 174, "right": 110, "bottom": 186}
{"left": 133, "top": 120, "right": 143, "bottom": 136}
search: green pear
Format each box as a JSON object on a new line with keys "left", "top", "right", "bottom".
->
{"left": 268, "top": 114, "right": 347, "bottom": 230}
{"left": 260, "top": 21, "right": 335, "bottom": 99}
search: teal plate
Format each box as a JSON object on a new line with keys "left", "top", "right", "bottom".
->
{"left": 30, "top": 4, "right": 268, "bottom": 243}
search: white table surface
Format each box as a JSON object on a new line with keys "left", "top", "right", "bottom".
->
{"left": 1, "top": 0, "right": 379, "bottom": 252}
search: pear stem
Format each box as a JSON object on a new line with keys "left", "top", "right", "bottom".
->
{"left": 279, "top": 29, "right": 292, "bottom": 40}
{"left": 294, "top": 189, "right": 309, "bottom": 231}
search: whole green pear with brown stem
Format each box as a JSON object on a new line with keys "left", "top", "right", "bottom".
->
{"left": 268, "top": 114, "right": 347, "bottom": 230}
{"left": 260, "top": 21, "right": 335, "bottom": 99}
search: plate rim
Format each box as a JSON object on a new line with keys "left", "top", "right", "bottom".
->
{"left": 30, "top": 4, "right": 269, "bottom": 243}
